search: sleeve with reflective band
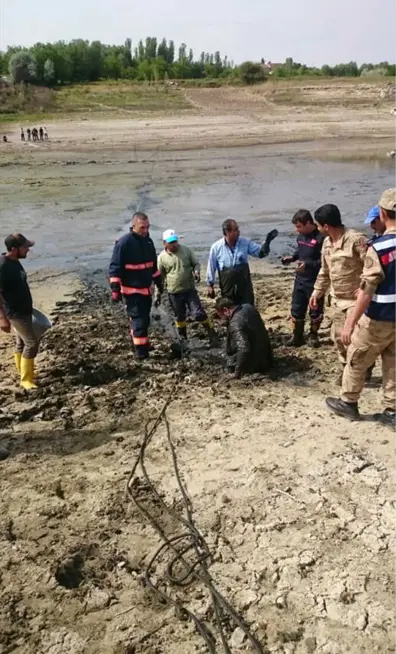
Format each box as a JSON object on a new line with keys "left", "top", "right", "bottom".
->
{"left": 108, "top": 240, "right": 123, "bottom": 293}
{"left": 109, "top": 233, "right": 161, "bottom": 296}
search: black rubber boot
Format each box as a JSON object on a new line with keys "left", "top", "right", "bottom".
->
{"left": 373, "top": 409, "right": 395, "bottom": 430}
{"left": 365, "top": 364, "right": 375, "bottom": 383}
{"left": 177, "top": 326, "right": 187, "bottom": 339}
{"left": 325, "top": 397, "right": 360, "bottom": 421}
{"left": 287, "top": 320, "right": 305, "bottom": 347}
{"left": 306, "top": 322, "right": 320, "bottom": 348}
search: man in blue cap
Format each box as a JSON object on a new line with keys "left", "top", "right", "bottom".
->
{"left": 157, "top": 229, "right": 216, "bottom": 344}
{"left": 365, "top": 206, "right": 386, "bottom": 242}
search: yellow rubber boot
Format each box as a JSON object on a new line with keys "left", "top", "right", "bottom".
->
{"left": 14, "top": 352, "right": 22, "bottom": 374}
{"left": 20, "top": 357, "right": 37, "bottom": 390}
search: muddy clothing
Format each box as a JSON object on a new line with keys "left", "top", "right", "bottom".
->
{"left": 292, "top": 282, "right": 324, "bottom": 323}
{"left": 312, "top": 229, "right": 368, "bottom": 364}
{"left": 10, "top": 315, "right": 39, "bottom": 359}
{"left": 0, "top": 254, "right": 33, "bottom": 319}
{"left": 226, "top": 304, "right": 273, "bottom": 377}
{"left": 207, "top": 237, "right": 265, "bottom": 305}
{"left": 158, "top": 244, "right": 199, "bottom": 294}
{"left": 341, "top": 228, "right": 396, "bottom": 409}
{"left": 109, "top": 232, "right": 163, "bottom": 358}
{"left": 169, "top": 290, "right": 210, "bottom": 337}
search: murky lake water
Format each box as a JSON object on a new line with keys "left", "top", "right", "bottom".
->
{"left": 0, "top": 145, "right": 394, "bottom": 275}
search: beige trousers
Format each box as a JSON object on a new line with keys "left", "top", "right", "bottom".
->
{"left": 341, "top": 315, "right": 395, "bottom": 410}
{"left": 330, "top": 305, "right": 354, "bottom": 365}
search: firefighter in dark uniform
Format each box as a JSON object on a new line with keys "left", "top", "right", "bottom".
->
{"left": 282, "top": 209, "right": 325, "bottom": 347}
{"left": 109, "top": 212, "right": 163, "bottom": 359}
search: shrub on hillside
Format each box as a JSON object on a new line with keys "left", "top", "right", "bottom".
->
{"left": 239, "top": 61, "right": 266, "bottom": 85}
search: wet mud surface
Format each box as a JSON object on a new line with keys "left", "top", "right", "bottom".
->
{"left": 0, "top": 273, "right": 394, "bottom": 654}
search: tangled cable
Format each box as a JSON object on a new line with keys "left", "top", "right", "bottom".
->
{"left": 126, "top": 349, "right": 266, "bottom": 653}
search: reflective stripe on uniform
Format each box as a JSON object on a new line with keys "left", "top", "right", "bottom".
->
{"left": 373, "top": 237, "right": 396, "bottom": 252}
{"left": 175, "top": 320, "right": 188, "bottom": 328}
{"left": 372, "top": 293, "right": 396, "bottom": 303}
{"left": 125, "top": 262, "right": 154, "bottom": 270}
{"left": 121, "top": 286, "right": 152, "bottom": 295}
{"left": 133, "top": 336, "right": 149, "bottom": 345}
{"left": 152, "top": 270, "right": 161, "bottom": 278}
{"left": 110, "top": 276, "right": 121, "bottom": 283}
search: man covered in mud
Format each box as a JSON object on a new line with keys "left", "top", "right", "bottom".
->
{"left": 109, "top": 212, "right": 163, "bottom": 360}
{"left": 156, "top": 229, "right": 217, "bottom": 344}
{"left": 0, "top": 234, "right": 39, "bottom": 390}
{"left": 215, "top": 296, "right": 273, "bottom": 378}
{"left": 309, "top": 204, "right": 368, "bottom": 379}
{"left": 206, "top": 220, "right": 278, "bottom": 306}
{"left": 282, "top": 209, "right": 325, "bottom": 347}
{"left": 326, "top": 189, "right": 396, "bottom": 429}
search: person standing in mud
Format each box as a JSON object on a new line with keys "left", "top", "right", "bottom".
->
{"left": 282, "top": 209, "right": 325, "bottom": 347}
{"left": 156, "top": 229, "right": 217, "bottom": 345}
{"left": 20, "top": 128, "right": 25, "bottom": 142}
{"left": 39, "top": 127, "right": 44, "bottom": 141}
{"left": 0, "top": 234, "right": 39, "bottom": 390}
{"left": 109, "top": 212, "right": 163, "bottom": 360}
{"left": 27, "top": 128, "right": 31, "bottom": 142}
{"left": 326, "top": 189, "right": 396, "bottom": 429}
{"left": 206, "top": 219, "right": 278, "bottom": 305}
{"left": 309, "top": 204, "right": 368, "bottom": 380}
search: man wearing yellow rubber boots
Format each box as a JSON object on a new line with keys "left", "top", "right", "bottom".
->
{"left": 0, "top": 234, "right": 39, "bottom": 390}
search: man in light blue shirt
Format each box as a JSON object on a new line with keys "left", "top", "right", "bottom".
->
{"left": 206, "top": 220, "right": 278, "bottom": 305}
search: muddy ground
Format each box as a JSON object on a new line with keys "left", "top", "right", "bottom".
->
{"left": 0, "top": 269, "right": 394, "bottom": 654}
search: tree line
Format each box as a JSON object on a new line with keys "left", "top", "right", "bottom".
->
{"left": 0, "top": 38, "right": 394, "bottom": 86}
{"left": 1, "top": 39, "right": 235, "bottom": 85}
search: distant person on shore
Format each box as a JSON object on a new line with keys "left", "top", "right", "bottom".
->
{"left": 282, "top": 209, "right": 325, "bottom": 347}
{"left": 0, "top": 233, "right": 39, "bottom": 390}
{"left": 27, "top": 128, "right": 31, "bottom": 141}
{"left": 309, "top": 204, "right": 368, "bottom": 380}
{"left": 206, "top": 219, "right": 278, "bottom": 306}
{"left": 215, "top": 296, "right": 273, "bottom": 378}
{"left": 44, "top": 127, "right": 49, "bottom": 140}
{"left": 20, "top": 128, "right": 25, "bottom": 142}
{"left": 39, "top": 127, "right": 44, "bottom": 141}
{"left": 32, "top": 128, "right": 38, "bottom": 142}
{"left": 156, "top": 229, "right": 217, "bottom": 345}
{"left": 2, "top": 135, "right": 7, "bottom": 143}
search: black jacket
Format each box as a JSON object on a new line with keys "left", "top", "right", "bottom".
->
{"left": 109, "top": 232, "right": 163, "bottom": 297}
{"left": 291, "top": 228, "right": 324, "bottom": 284}
{"left": 226, "top": 304, "right": 273, "bottom": 376}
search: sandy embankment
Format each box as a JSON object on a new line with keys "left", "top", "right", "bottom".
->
{"left": 0, "top": 80, "right": 394, "bottom": 654}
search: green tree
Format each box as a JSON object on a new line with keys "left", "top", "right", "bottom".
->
{"left": 43, "top": 58, "right": 55, "bottom": 84}
{"left": 9, "top": 51, "right": 37, "bottom": 83}
{"left": 239, "top": 61, "right": 266, "bottom": 85}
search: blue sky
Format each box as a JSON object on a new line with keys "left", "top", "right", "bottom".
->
{"left": 1, "top": 0, "right": 395, "bottom": 65}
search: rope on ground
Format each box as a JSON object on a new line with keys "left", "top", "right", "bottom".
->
{"left": 126, "top": 352, "right": 266, "bottom": 653}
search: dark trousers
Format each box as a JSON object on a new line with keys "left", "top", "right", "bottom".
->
{"left": 168, "top": 290, "right": 209, "bottom": 337}
{"left": 125, "top": 294, "right": 152, "bottom": 359}
{"left": 291, "top": 279, "right": 324, "bottom": 324}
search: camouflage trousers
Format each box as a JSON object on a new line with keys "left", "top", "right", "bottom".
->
{"left": 341, "top": 315, "right": 395, "bottom": 410}
{"left": 330, "top": 305, "right": 354, "bottom": 365}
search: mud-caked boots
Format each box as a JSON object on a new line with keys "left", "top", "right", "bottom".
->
{"left": 306, "top": 321, "right": 321, "bottom": 348}
{"left": 288, "top": 319, "right": 305, "bottom": 347}
{"left": 177, "top": 325, "right": 187, "bottom": 340}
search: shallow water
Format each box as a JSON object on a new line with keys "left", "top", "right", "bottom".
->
{"left": 0, "top": 145, "right": 394, "bottom": 274}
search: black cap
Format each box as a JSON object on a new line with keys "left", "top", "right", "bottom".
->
{"left": 4, "top": 233, "right": 35, "bottom": 252}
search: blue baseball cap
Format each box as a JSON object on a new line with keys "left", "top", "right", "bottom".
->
{"left": 364, "top": 206, "right": 380, "bottom": 225}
